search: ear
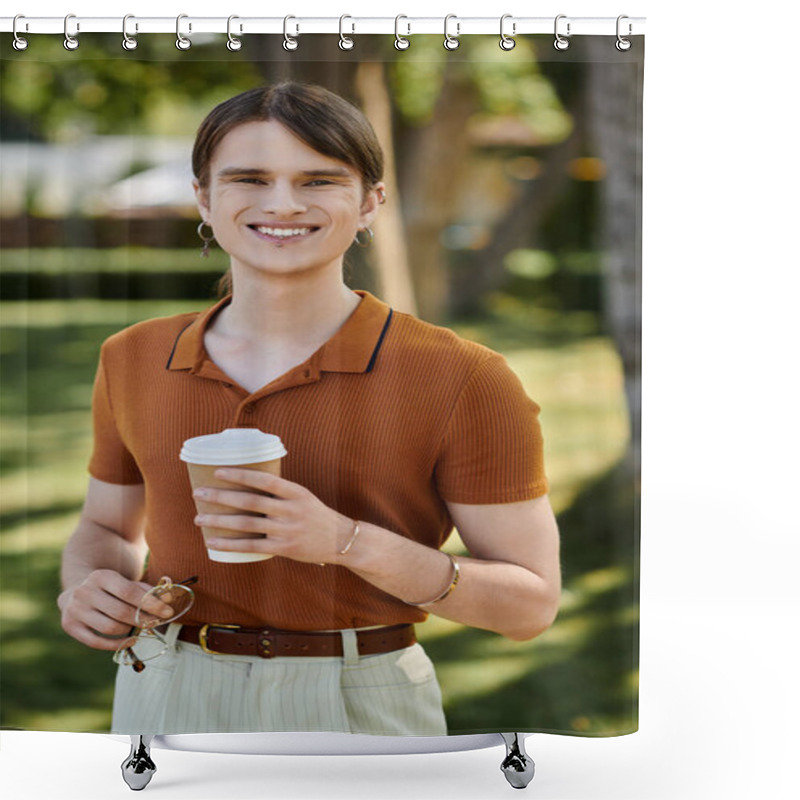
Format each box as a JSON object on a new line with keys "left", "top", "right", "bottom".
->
{"left": 358, "top": 181, "right": 386, "bottom": 229}
{"left": 193, "top": 178, "right": 211, "bottom": 221}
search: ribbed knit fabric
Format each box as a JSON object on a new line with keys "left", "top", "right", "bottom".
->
{"left": 89, "top": 291, "right": 548, "bottom": 630}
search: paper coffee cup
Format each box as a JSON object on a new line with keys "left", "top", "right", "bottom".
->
{"left": 180, "top": 428, "right": 287, "bottom": 563}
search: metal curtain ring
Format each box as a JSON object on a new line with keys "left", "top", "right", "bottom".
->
{"left": 616, "top": 14, "right": 632, "bottom": 51}
{"left": 12, "top": 15, "right": 28, "bottom": 51}
{"left": 339, "top": 14, "right": 354, "bottom": 50}
{"left": 554, "top": 14, "right": 570, "bottom": 51}
{"left": 443, "top": 14, "right": 460, "bottom": 50}
{"left": 283, "top": 15, "right": 299, "bottom": 50}
{"left": 176, "top": 14, "right": 191, "bottom": 50}
{"left": 499, "top": 14, "right": 515, "bottom": 51}
{"left": 64, "top": 13, "right": 79, "bottom": 50}
{"left": 227, "top": 15, "right": 242, "bottom": 51}
{"left": 122, "top": 14, "right": 138, "bottom": 51}
{"left": 394, "top": 15, "right": 410, "bottom": 50}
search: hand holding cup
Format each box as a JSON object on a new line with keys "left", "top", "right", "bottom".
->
{"left": 181, "top": 428, "right": 287, "bottom": 563}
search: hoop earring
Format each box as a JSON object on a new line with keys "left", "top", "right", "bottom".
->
{"left": 197, "top": 221, "right": 215, "bottom": 257}
{"left": 354, "top": 227, "right": 374, "bottom": 248}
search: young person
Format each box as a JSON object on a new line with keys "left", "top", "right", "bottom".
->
{"left": 57, "top": 83, "right": 561, "bottom": 736}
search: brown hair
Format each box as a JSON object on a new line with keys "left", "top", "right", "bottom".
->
{"left": 193, "top": 83, "right": 384, "bottom": 296}
{"left": 193, "top": 82, "right": 384, "bottom": 195}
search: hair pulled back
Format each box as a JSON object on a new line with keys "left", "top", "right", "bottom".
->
{"left": 192, "top": 82, "right": 384, "bottom": 193}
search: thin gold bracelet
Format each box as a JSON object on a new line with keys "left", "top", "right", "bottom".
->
{"left": 405, "top": 553, "right": 460, "bottom": 607}
{"left": 337, "top": 519, "right": 361, "bottom": 556}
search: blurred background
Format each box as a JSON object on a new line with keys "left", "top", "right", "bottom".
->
{"left": 0, "top": 34, "right": 641, "bottom": 735}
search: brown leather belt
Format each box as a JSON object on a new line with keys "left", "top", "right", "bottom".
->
{"left": 177, "top": 622, "right": 415, "bottom": 659}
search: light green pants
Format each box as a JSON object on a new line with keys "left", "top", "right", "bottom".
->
{"left": 112, "top": 624, "right": 448, "bottom": 736}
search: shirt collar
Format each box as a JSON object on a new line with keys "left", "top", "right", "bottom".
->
{"left": 166, "top": 290, "right": 393, "bottom": 375}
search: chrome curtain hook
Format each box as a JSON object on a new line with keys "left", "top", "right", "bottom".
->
{"left": 283, "top": 15, "right": 299, "bottom": 50}
{"left": 443, "top": 14, "right": 460, "bottom": 50}
{"left": 339, "top": 14, "right": 354, "bottom": 50}
{"left": 122, "top": 14, "right": 138, "bottom": 51}
{"left": 227, "top": 15, "right": 242, "bottom": 51}
{"left": 63, "top": 13, "right": 79, "bottom": 50}
{"left": 554, "top": 14, "right": 570, "bottom": 50}
{"left": 176, "top": 14, "right": 191, "bottom": 50}
{"left": 394, "top": 15, "right": 410, "bottom": 50}
{"left": 616, "top": 14, "right": 632, "bottom": 51}
{"left": 12, "top": 15, "right": 28, "bottom": 51}
{"left": 499, "top": 14, "right": 515, "bottom": 51}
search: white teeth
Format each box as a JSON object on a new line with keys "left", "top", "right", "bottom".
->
{"left": 254, "top": 226, "right": 312, "bottom": 237}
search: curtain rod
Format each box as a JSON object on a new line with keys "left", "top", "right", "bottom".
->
{"left": 1, "top": 15, "right": 646, "bottom": 38}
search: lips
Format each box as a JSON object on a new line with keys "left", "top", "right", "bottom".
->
{"left": 248, "top": 224, "right": 319, "bottom": 242}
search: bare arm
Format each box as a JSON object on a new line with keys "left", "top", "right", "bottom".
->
{"left": 193, "top": 469, "right": 561, "bottom": 641}
{"left": 58, "top": 477, "right": 172, "bottom": 651}
{"left": 342, "top": 496, "right": 561, "bottom": 641}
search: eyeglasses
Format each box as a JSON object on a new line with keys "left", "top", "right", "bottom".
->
{"left": 114, "top": 576, "right": 197, "bottom": 672}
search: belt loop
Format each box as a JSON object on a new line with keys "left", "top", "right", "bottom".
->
{"left": 164, "top": 622, "right": 182, "bottom": 649}
{"left": 341, "top": 629, "right": 360, "bottom": 665}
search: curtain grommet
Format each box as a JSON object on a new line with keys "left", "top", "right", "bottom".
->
{"left": 394, "top": 15, "right": 410, "bottom": 50}
{"left": 616, "top": 15, "right": 632, "bottom": 51}
{"left": 554, "top": 14, "right": 570, "bottom": 51}
{"left": 122, "top": 14, "right": 138, "bottom": 51}
{"left": 176, "top": 14, "right": 192, "bottom": 50}
{"left": 226, "top": 15, "right": 242, "bottom": 51}
{"left": 499, "top": 14, "right": 515, "bottom": 51}
{"left": 63, "top": 13, "right": 79, "bottom": 50}
{"left": 338, "top": 14, "right": 355, "bottom": 50}
{"left": 443, "top": 14, "right": 460, "bottom": 50}
{"left": 12, "top": 15, "right": 29, "bottom": 51}
{"left": 283, "top": 15, "right": 299, "bottom": 51}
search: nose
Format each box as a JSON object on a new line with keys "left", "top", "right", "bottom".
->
{"left": 260, "top": 180, "right": 307, "bottom": 216}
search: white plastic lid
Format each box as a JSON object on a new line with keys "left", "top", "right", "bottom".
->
{"left": 180, "top": 428, "right": 287, "bottom": 465}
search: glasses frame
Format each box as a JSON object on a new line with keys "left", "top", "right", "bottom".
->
{"left": 113, "top": 575, "right": 197, "bottom": 672}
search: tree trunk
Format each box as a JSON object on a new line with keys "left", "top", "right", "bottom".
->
{"left": 354, "top": 61, "right": 417, "bottom": 315}
{"left": 399, "top": 61, "right": 481, "bottom": 322}
{"left": 584, "top": 45, "right": 643, "bottom": 473}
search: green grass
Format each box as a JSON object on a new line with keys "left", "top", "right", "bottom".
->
{"left": 0, "top": 248, "right": 228, "bottom": 274}
{"left": 0, "top": 298, "right": 638, "bottom": 735}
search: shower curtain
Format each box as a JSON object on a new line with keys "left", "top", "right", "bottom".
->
{"left": 0, "top": 21, "right": 643, "bottom": 740}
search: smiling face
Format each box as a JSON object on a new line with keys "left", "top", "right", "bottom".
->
{"left": 194, "top": 120, "right": 383, "bottom": 284}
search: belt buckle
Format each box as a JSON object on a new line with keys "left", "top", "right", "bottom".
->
{"left": 198, "top": 623, "right": 240, "bottom": 655}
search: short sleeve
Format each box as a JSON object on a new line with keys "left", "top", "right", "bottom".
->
{"left": 87, "top": 347, "right": 143, "bottom": 485}
{"left": 435, "top": 354, "right": 548, "bottom": 504}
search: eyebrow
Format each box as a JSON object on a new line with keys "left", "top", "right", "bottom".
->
{"left": 216, "top": 167, "right": 354, "bottom": 179}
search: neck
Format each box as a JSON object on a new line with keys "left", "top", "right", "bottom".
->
{"left": 214, "top": 264, "right": 360, "bottom": 347}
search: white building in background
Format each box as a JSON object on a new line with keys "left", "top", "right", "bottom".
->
{"left": 0, "top": 136, "right": 195, "bottom": 218}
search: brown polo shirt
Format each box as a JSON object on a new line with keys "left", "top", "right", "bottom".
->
{"left": 89, "top": 291, "right": 548, "bottom": 630}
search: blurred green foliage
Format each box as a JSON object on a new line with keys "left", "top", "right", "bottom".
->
{"left": 1, "top": 40, "right": 637, "bottom": 736}
{"left": 1, "top": 35, "right": 263, "bottom": 141}
{"left": 1, "top": 285, "right": 635, "bottom": 735}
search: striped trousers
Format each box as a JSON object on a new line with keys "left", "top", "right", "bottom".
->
{"left": 111, "top": 624, "right": 448, "bottom": 736}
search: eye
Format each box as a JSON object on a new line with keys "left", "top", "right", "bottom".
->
{"left": 236, "top": 177, "right": 264, "bottom": 185}
{"left": 305, "top": 179, "right": 334, "bottom": 187}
